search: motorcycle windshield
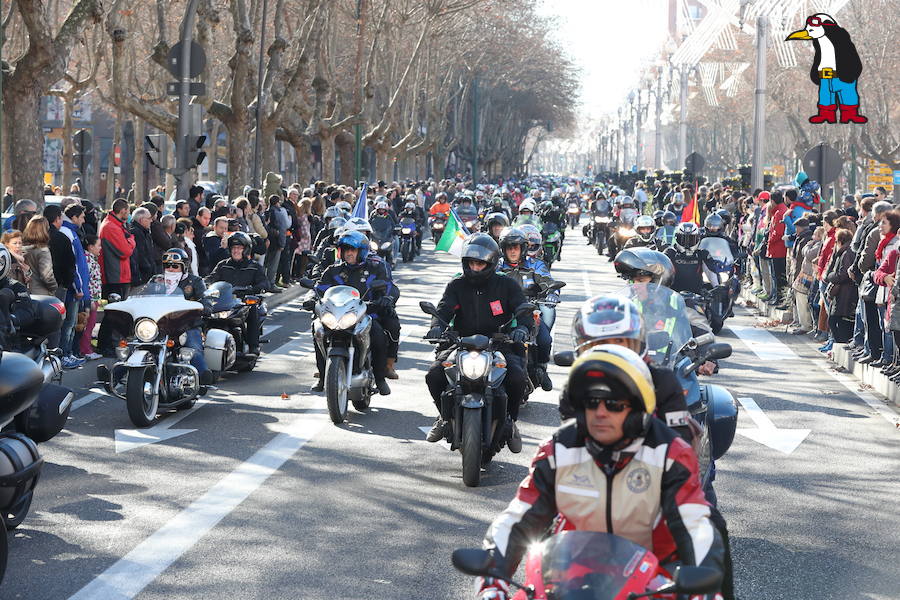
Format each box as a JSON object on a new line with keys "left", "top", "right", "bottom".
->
{"left": 322, "top": 285, "right": 363, "bottom": 307}
{"left": 541, "top": 532, "right": 657, "bottom": 600}
{"left": 614, "top": 283, "right": 692, "bottom": 368}
{"left": 700, "top": 237, "right": 734, "bottom": 271}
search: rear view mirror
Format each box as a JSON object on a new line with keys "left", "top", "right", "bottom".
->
{"left": 674, "top": 566, "right": 723, "bottom": 595}
{"left": 553, "top": 351, "right": 575, "bottom": 367}
{"left": 419, "top": 301, "right": 438, "bottom": 316}
{"left": 451, "top": 549, "right": 494, "bottom": 577}
{"left": 298, "top": 277, "right": 316, "bottom": 289}
{"left": 704, "top": 343, "right": 732, "bottom": 362}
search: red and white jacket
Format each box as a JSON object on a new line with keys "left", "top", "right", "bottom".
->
{"left": 483, "top": 418, "right": 724, "bottom": 577}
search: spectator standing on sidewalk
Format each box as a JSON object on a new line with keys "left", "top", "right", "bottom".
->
{"left": 824, "top": 228, "right": 858, "bottom": 345}
{"left": 80, "top": 234, "right": 103, "bottom": 361}
{"left": 21, "top": 216, "right": 57, "bottom": 296}
{"left": 44, "top": 204, "right": 84, "bottom": 369}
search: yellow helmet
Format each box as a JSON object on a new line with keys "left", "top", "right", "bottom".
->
{"left": 567, "top": 344, "right": 655, "bottom": 416}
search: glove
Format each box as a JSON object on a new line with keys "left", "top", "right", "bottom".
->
{"left": 426, "top": 326, "right": 444, "bottom": 339}
{"left": 510, "top": 327, "right": 528, "bottom": 344}
{"left": 301, "top": 298, "right": 316, "bottom": 311}
{"left": 476, "top": 577, "right": 509, "bottom": 600}
{"left": 374, "top": 295, "right": 394, "bottom": 309}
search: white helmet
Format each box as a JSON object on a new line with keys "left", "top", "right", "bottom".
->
{"left": 674, "top": 221, "right": 701, "bottom": 253}
{"left": 375, "top": 201, "right": 390, "bottom": 212}
{"left": 634, "top": 215, "right": 656, "bottom": 242}
{"left": 519, "top": 199, "right": 537, "bottom": 213}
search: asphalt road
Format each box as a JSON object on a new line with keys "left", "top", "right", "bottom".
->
{"left": 5, "top": 225, "right": 900, "bottom": 600}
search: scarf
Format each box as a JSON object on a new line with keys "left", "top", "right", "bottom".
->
{"left": 876, "top": 232, "right": 897, "bottom": 262}
{"left": 164, "top": 272, "right": 181, "bottom": 295}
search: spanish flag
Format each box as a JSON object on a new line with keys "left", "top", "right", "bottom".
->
{"left": 680, "top": 192, "right": 700, "bottom": 224}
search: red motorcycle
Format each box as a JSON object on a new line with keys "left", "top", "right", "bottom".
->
{"left": 452, "top": 531, "right": 722, "bottom": 600}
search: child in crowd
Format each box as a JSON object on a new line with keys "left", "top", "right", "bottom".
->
{"left": 80, "top": 234, "right": 103, "bottom": 360}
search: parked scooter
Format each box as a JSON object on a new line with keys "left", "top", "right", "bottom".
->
{"left": 452, "top": 531, "right": 722, "bottom": 600}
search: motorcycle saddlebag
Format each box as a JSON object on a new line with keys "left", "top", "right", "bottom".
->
{"left": 14, "top": 383, "right": 74, "bottom": 443}
{"left": 204, "top": 328, "right": 236, "bottom": 372}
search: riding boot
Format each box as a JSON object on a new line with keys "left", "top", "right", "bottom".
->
{"left": 839, "top": 104, "right": 868, "bottom": 124}
{"left": 385, "top": 357, "right": 399, "bottom": 380}
{"left": 808, "top": 104, "right": 837, "bottom": 124}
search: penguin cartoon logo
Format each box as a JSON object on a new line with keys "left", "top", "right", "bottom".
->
{"left": 786, "top": 13, "right": 867, "bottom": 125}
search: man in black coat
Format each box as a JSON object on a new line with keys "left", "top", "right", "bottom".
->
{"left": 129, "top": 207, "right": 157, "bottom": 288}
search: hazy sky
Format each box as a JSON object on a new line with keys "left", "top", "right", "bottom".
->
{"left": 537, "top": 0, "right": 669, "bottom": 120}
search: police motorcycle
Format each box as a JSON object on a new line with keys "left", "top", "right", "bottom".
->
{"left": 299, "top": 278, "right": 386, "bottom": 424}
{"left": 202, "top": 281, "right": 265, "bottom": 373}
{"left": 622, "top": 282, "right": 736, "bottom": 492}
{"left": 565, "top": 197, "right": 581, "bottom": 229}
{"left": 420, "top": 300, "right": 534, "bottom": 487}
{"left": 699, "top": 236, "right": 738, "bottom": 334}
{"left": 399, "top": 216, "right": 418, "bottom": 263}
{"left": 98, "top": 282, "right": 228, "bottom": 427}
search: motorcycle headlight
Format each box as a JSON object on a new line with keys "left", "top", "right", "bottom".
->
{"left": 369, "top": 241, "right": 378, "bottom": 252}
{"left": 719, "top": 271, "right": 730, "bottom": 284}
{"left": 459, "top": 351, "right": 490, "bottom": 380}
{"left": 433, "top": 223, "right": 444, "bottom": 229}
{"left": 401, "top": 227, "right": 412, "bottom": 234}
{"left": 338, "top": 312, "right": 360, "bottom": 329}
{"left": 115, "top": 345, "right": 130, "bottom": 361}
{"left": 320, "top": 312, "right": 340, "bottom": 329}
{"left": 214, "top": 310, "right": 231, "bottom": 319}
{"left": 380, "top": 242, "right": 392, "bottom": 250}
{"left": 178, "top": 348, "right": 197, "bottom": 363}
{"left": 134, "top": 318, "right": 159, "bottom": 342}
{"left": 465, "top": 221, "right": 476, "bottom": 229}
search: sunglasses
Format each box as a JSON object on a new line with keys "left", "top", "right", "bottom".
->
{"left": 805, "top": 16, "right": 834, "bottom": 27}
{"left": 584, "top": 397, "right": 631, "bottom": 412}
{"left": 163, "top": 262, "right": 182, "bottom": 269}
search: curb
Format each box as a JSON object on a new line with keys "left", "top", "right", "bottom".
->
{"left": 739, "top": 283, "right": 900, "bottom": 409}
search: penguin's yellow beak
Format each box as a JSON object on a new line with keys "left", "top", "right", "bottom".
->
{"left": 786, "top": 29, "right": 813, "bottom": 41}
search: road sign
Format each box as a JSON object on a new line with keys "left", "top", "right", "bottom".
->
{"left": 167, "top": 81, "right": 206, "bottom": 97}
{"left": 166, "top": 41, "right": 206, "bottom": 79}
{"left": 684, "top": 152, "right": 705, "bottom": 174}
{"left": 802, "top": 143, "right": 842, "bottom": 185}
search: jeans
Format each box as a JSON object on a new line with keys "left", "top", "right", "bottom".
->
{"left": 878, "top": 305, "right": 893, "bottom": 360}
{"left": 818, "top": 77, "right": 860, "bottom": 106}
{"left": 829, "top": 315, "right": 854, "bottom": 343}
{"left": 863, "top": 300, "right": 882, "bottom": 358}
{"left": 184, "top": 327, "right": 209, "bottom": 373}
{"left": 55, "top": 288, "right": 78, "bottom": 356}
{"left": 536, "top": 321, "right": 552, "bottom": 363}
{"left": 79, "top": 303, "right": 99, "bottom": 355}
{"left": 264, "top": 248, "right": 282, "bottom": 286}
{"left": 852, "top": 301, "right": 867, "bottom": 349}
{"left": 770, "top": 256, "right": 786, "bottom": 301}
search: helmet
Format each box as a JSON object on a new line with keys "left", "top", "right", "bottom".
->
{"left": 404, "top": 202, "right": 416, "bottom": 211}
{"left": 336, "top": 201, "right": 353, "bottom": 213}
{"left": 375, "top": 201, "right": 390, "bottom": 212}
{"left": 715, "top": 208, "right": 732, "bottom": 227}
{"left": 614, "top": 247, "right": 674, "bottom": 286}
{"left": 662, "top": 211, "right": 677, "bottom": 226}
{"left": 572, "top": 296, "right": 645, "bottom": 354}
{"left": 227, "top": 232, "right": 253, "bottom": 259}
{"left": 485, "top": 212, "right": 510, "bottom": 230}
{"left": 346, "top": 217, "right": 373, "bottom": 233}
{"left": 336, "top": 230, "right": 369, "bottom": 262}
{"left": 499, "top": 227, "right": 528, "bottom": 257}
{"left": 374, "top": 195, "right": 389, "bottom": 205}
{"left": 652, "top": 210, "right": 665, "bottom": 226}
{"left": 161, "top": 248, "right": 189, "bottom": 272}
{"left": 550, "top": 189, "right": 562, "bottom": 200}
{"left": 405, "top": 194, "right": 417, "bottom": 203}
{"left": 620, "top": 196, "right": 634, "bottom": 208}
{"left": 519, "top": 199, "right": 537, "bottom": 214}
{"left": 634, "top": 215, "right": 656, "bottom": 242}
{"left": 674, "top": 222, "right": 701, "bottom": 252}
{"left": 328, "top": 216, "right": 348, "bottom": 231}
{"left": 704, "top": 213, "right": 724, "bottom": 235}
{"left": 324, "top": 206, "right": 343, "bottom": 220}
{"left": 460, "top": 233, "right": 500, "bottom": 284}
{"left": 519, "top": 224, "right": 543, "bottom": 258}
{"left": 567, "top": 345, "right": 655, "bottom": 440}
{"left": 671, "top": 192, "right": 685, "bottom": 206}
{"left": 539, "top": 200, "right": 555, "bottom": 215}
{"left": 0, "top": 243, "right": 10, "bottom": 281}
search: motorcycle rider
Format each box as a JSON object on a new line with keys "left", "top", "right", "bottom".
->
{"left": 370, "top": 200, "right": 399, "bottom": 265}
{"left": 399, "top": 200, "right": 424, "bottom": 254}
{"left": 476, "top": 345, "right": 725, "bottom": 600}
{"left": 484, "top": 212, "right": 510, "bottom": 243}
{"left": 623, "top": 215, "right": 657, "bottom": 249}
{"left": 655, "top": 210, "right": 678, "bottom": 247}
{"left": 310, "top": 230, "right": 397, "bottom": 394}
{"left": 665, "top": 191, "right": 686, "bottom": 220}
{"left": 664, "top": 222, "right": 716, "bottom": 296}
{"left": 205, "top": 232, "right": 268, "bottom": 356}
{"left": 703, "top": 213, "right": 740, "bottom": 258}
{"left": 513, "top": 199, "right": 542, "bottom": 229}
{"left": 497, "top": 228, "right": 557, "bottom": 392}
{"left": 424, "top": 234, "right": 533, "bottom": 452}
{"left": 429, "top": 192, "right": 451, "bottom": 217}
{"left": 143, "top": 248, "right": 214, "bottom": 386}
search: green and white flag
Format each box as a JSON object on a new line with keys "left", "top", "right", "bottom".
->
{"left": 434, "top": 211, "right": 467, "bottom": 256}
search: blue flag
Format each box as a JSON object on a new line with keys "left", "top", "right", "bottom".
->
{"left": 352, "top": 183, "right": 368, "bottom": 219}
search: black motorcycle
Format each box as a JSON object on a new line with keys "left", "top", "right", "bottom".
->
{"left": 420, "top": 300, "right": 531, "bottom": 487}
{"left": 429, "top": 213, "right": 448, "bottom": 243}
{"left": 399, "top": 217, "right": 417, "bottom": 263}
{"left": 203, "top": 282, "right": 267, "bottom": 374}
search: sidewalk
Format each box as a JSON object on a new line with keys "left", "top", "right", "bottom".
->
{"left": 738, "top": 286, "right": 900, "bottom": 410}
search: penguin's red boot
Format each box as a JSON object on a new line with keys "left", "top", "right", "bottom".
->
{"left": 839, "top": 104, "right": 868, "bottom": 124}
{"left": 809, "top": 104, "right": 837, "bottom": 124}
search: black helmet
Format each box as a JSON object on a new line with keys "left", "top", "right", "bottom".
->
{"left": 716, "top": 208, "right": 732, "bottom": 227}
{"left": 539, "top": 200, "right": 555, "bottom": 215}
{"left": 485, "top": 212, "right": 510, "bottom": 230}
{"left": 0, "top": 243, "right": 10, "bottom": 281}
{"left": 227, "top": 232, "right": 253, "bottom": 259}
{"left": 162, "top": 248, "right": 189, "bottom": 272}
{"left": 674, "top": 222, "right": 701, "bottom": 253}
{"left": 704, "top": 213, "right": 724, "bottom": 234}
{"left": 652, "top": 210, "right": 665, "bottom": 226}
{"left": 460, "top": 233, "right": 500, "bottom": 284}
{"left": 499, "top": 227, "right": 528, "bottom": 256}
{"left": 614, "top": 247, "right": 675, "bottom": 286}
{"left": 662, "top": 211, "right": 677, "bottom": 226}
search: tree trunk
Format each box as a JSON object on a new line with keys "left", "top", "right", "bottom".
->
{"left": 260, "top": 121, "right": 279, "bottom": 178}
{"left": 336, "top": 133, "right": 354, "bottom": 186}
{"left": 7, "top": 91, "right": 44, "bottom": 203}
{"left": 375, "top": 148, "right": 388, "bottom": 182}
{"left": 62, "top": 96, "right": 75, "bottom": 193}
{"left": 132, "top": 119, "right": 145, "bottom": 206}
{"left": 227, "top": 120, "right": 252, "bottom": 197}
{"left": 107, "top": 111, "right": 122, "bottom": 206}
{"left": 319, "top": 131, "right": 335, "bottom": 183}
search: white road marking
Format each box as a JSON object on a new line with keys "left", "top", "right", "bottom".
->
{"left": 71, "top": 390, "right": 106, "bottom": 412}
{"left": 735, "top": 397, "right": 810, "bottom": 455}
{"left": 728, "top": 324, "right": 799, "bottom": 361}
{"left": 114, "top": 399, "right": 211, "bottom": 453}
{"left": 581, "top": 270, "right": 592, "bottom": 298}
{"left": 69, "top": 412, "right": 328, "bottom": 600}
{"left": 262, "top": 324, "right": 281, "bottom": 336}
{"left": 809, "top": 357, "right": 900, "bottom": 427}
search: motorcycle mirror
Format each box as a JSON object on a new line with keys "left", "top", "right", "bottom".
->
{"left": 370, "top": 280, "right": 388, "bottom": 293}
{"left": 703, "top": 343, "right": 732, "bottom": 362}
{"left": 451, "top": 549, "right": 494, "bottom": 577}
{"left": 298, "top": 277, "right": 316, "bottom": 289}
{"left": 419, "top": 301, "right": 438, "bottom": 316}
{"left": 108, "top": 293, "right": 122, "bottom": 303}
{"left": 306, "top": 254, "right": 321, "bottom": 265}
{"left": 673, "top": 566, "right": 723, "bottom": 595}
{"left": 514, "top": 302, "right": 537, "bottom": 316}
{"left": 694, "top": 332, "right": 716, "bottom": 346}
{"left": 548, "top": 281, "right": 566, "bottom": 291}
{"left": 553, "top": 351, "right": 575, "bottom": 367}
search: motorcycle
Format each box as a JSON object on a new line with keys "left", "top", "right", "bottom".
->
{"left": 420, "top": 300, "right": 532, "bottom": 487}
{"left": 541, "top": 222, "right": 562, "bottom": 267}
{"left": 370, "top": 226, "right": 399, "bottom": 266}
{"left": 566, "top": 202, "right": 581, "bottom": 229}
{"left": 300, "top": 278, "right": 385, "bottom": 424}
{"left": 430, "top": 213, "right": 448, "bottom": 243}
{"left": 699, "top": 237, "right": 738, "bottom": 334}
{"left": 591, "top": 214, "right": 612, "bottom": 255}
{"left": 524, "top": 281, "right": 565, "bottom": 392}
{"left": 203, "top": 281, "right": 265, "bottom": 374}
{"left": 98, "top": 287, "right": 233, "bottom": 427}
{"left": 459, "top": 211, "right": 481, "bottom": 234}
{"left": 452, "top": 531, "right": 722, "bottom": 600}
{"left": 399, "top": 217, "right": 417, "bottom": 263}
{"left": 609, "top": 217, "right": 637, "bottom": 257}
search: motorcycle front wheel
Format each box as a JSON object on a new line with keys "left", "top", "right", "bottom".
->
{"left": 461, "top": 408, "right": 483, "bottom": 487}
{"left": 325, "top": 357, "right": 349, "bottom": 424}
{"left": 126, "top": 365, "right": 159, "bottom": 428}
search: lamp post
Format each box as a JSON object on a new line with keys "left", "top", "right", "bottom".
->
{"left": 677, "top": 65, "right": 689, "bottom": 168}
{"left": 251, "top": 0, "right": 270, "bottom": 188}
{"left": 750, "top": 15, "right": 767, "bottom": 191}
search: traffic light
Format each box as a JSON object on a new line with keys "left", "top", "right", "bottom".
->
{"left": 145, "top": 134, "right": 165, "bottom": 168}
{"left": 186, "top": 134, "right": 207, "bottom": 168}
{"left": 738, "top": 165, "right": 751, "bottom": 188}
{"left": 73, "top": 129, "right": 92, "bottom": 174}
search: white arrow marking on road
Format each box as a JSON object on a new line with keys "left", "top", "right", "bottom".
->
{"left": 735, "top": 397, "right": 810, "bottom": 455}
{"left": 114, "top": 399, "right": 211, "bottom": 453}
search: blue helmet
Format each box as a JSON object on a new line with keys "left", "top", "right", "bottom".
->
{"left": 336, "top": 230, "right": 369, "bottom": 262}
